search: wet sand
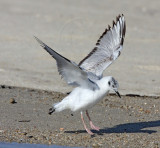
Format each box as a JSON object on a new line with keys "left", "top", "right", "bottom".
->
{"left": 0, "top": 85, "right": 160, "bottom": 147}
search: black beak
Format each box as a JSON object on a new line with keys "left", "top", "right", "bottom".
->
{"left": 115, "top": 90, "right": 121, "bottom": 98}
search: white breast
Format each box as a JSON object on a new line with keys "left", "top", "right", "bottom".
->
{"left": 67, "top": 82, "right": 109, "bottom": 112}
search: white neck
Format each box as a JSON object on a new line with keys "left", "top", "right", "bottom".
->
{"left": 96, "top": 76, "right": 111, "bottom": 93}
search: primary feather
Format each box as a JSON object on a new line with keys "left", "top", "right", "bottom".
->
{"left": 79, "top": 14, "right": 126, "bottom": 78}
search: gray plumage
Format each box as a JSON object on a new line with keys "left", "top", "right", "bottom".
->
{"left": 34, "top": 14, "right": 125, "bottom": 89}
{"left": 34, "top": 37, "right": 99, "bottom": 90}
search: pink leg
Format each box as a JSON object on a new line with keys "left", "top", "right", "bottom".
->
{"left": 86, "top": 110, "right": 100, "bottom": 131}
{"left": 80, "top": 112, "right": 94, "bottom": 135}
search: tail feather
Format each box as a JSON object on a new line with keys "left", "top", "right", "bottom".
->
{"left": 48, "top": 107, "right": 55, "bottom": 115}
{"left": 48, "top": 100, "right": 69, "bottom": 115}
{"left": 54, "top": 100, "right": 68, "bottom": 112}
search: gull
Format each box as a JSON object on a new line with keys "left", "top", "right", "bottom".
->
{"left": 35, "top": 14, "right": 126, "bottom": 135}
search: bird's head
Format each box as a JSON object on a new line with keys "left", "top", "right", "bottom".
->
{"left": 107, "top": 77, "right": 121, "bottom": 98}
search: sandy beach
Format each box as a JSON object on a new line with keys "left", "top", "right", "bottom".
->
{"left": 0, "top": 0, "right": 160, "bottom": 147}
{"left": 0, "top": 85, "right": 160, "bottom": 147}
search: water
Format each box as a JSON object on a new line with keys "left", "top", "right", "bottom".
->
{"left": 0, "top": 142, "right": 80, "bottom": 148}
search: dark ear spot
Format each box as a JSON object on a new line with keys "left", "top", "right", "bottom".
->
{"left": 108, "top": 81, "right": 111, "bottom": 86}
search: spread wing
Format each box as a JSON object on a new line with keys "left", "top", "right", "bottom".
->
{"left": 79, "top": 14, "right": 126, "bottom": 78}
{"left": 34, "top": 37, "right": 99, "bottom": 90}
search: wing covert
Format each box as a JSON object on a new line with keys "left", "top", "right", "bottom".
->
{"left": 34, "top": 37, "right": 99, "bottom": 90}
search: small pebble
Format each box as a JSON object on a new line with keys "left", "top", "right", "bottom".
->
{"left": 0, "top": 130, "right": 4, "bottom": 133}
{"left": 22, "top": 132, "right": 27, "bottom": 135}
{"left": 28, "top": 135, "right": 33, "bottom": 138}
{"left": 60, "top": 128, "right": 64, "bottom": 131}
{"left": 9, "top": 98, "right": 16, "bottom": 104}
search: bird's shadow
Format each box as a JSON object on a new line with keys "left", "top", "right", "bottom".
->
{"left": 65, "top": 120, "right": 160, "bottom": 135}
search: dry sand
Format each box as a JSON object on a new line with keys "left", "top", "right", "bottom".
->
{"left": 0, "top": 85, "right": 160, "bottom": 147}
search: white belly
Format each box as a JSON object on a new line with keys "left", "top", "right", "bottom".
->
{"left": 67, "top": 87, "right": 108, "bottom": 112}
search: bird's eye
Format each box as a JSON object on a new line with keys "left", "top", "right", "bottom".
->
{"left": 108, "top": 81, "right": 111, "bottom": 86}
